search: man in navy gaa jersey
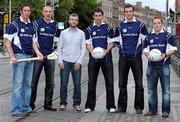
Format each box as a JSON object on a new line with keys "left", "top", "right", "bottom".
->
{"left": 114, "top": 4, "right": 148, "bottom": 114}
{"left": 30, "top": 6, "right": 60, "bottom": 111}
{"left": 3, "top": 3, "right": 43, "bottom": 118}
{"left": 84, "top": 8, "right": 116, "bottom": 113}
{"left": 143, "top": 16, "right": 177, "bottom": 118}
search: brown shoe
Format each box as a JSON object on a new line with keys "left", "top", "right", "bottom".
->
{"left": 73, "top": 105, "right": 81, "bottom": 112}
{"left": 162, "top": 112, "right": 169, "bottom": 118}
{"left": 59, "top": 104, "right": 67, "bottom": 111}
{"left": 136, "top": 109, "right": 143, "bottom": 114}
{"left": 144, "top": 112, "right": 157, "bottom": 116}
{"left": 116, "top": 107, "right": 126, "bottom": 113}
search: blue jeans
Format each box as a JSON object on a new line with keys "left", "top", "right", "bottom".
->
{"left": 60, "top": 61, "right": 81, "bottom": 106}
{"left": 146, "top": 64, "right": 170, "bottom": 113}
{"left": 12, "top": 53, "right": 33, "bottom": 115}
{"left": 30, "top": 59, "right": 55, "bottom": 110}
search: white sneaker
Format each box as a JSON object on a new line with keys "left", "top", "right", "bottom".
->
{"left": 109, "top": 108, "right": 116, "bottom": 113}
{"left": 84, "top": 108, "right": 92, "bottom": 113}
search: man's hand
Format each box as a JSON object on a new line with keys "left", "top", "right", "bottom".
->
{"left": 145, "top": 53, "right": 152, "bottom": 61}
{"left": 74, "top": 63, "right": 81, "bottom": 71}
{"left": 10, "top": 56, "right": 17, "bottom": 64}
{"left": 58, "top": 63, "right": 64, "bottom": 70}
{"left": 160, "top": 53, "right": 166, "bottom": 61}
{"left": 37, "top": 53, "right": 44, "bottom": 61}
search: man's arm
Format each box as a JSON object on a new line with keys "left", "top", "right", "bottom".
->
{"left": 57, "top": 32, "right": 64, "bottom": 70}
{"left": 4, "top": 38, "right": 17, "bottom": 64}
{"left": 74, "top": 32, "right": 86, "bottom": 70}
{"left": 105, "top": 25, "right": 115, "bottom": 55}
{"left": 77, "top": 33, "right": 86, "bottom": 64}
{"left": 85, "top": 28, "right": 93, "bottom": 54}
{"left": 32, "top": 42, "right": 43, "bottom": 61}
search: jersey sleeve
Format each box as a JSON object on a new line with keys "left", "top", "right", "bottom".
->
{"left": 166, "top": 33, "right": 177, "bottom": 52}
{"left": 3, "top": 22, "right": 18, "bottom": 42}
{"left": 107, "top": 25, "right": 115, "bottom": 44}
{"left": 54, "top": 23, "right": 61, "bottom": 42}
{"left": 33, "top": 21, "right": 39, "bottom": 43}
{"left": 114, "top": 25, "right": 122, "bottom": 45}
{"left": 140, "top": 23, "right": 148, "bottom": 41}
{"left": 143, "top": 36, "right": 150, "bottom": 53}
{"left": 85, "top": 27, "right": 92, "bottom": 44}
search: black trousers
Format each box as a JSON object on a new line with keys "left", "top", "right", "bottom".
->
{"left": 118, "top": 57, "right": 144, "bottom": 111}
{"left": 85, "top": 60, "right": 116, "bottom": 110}
{"left": 30, "top": 60, "right": 55, "bottom": 110}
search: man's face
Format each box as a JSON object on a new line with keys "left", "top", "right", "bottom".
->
{"left": 42, "top": 6, "right": 53, "bottom": 20}
{"left": 153, "top": 19, "right": 163, "bottom": 32}
{"left": 68, "top": 16, "right": 78, "bottom": 27}
{"left": 124, "top": 7, "right": 134, "bottom": 20}
{"left": 20, "top": 6, "right": 31, "bottom": 19}
{"left": 93, "top": 12, "right": 103, "bottom": 23}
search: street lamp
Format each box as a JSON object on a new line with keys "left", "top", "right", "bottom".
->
{"left": 165, "top": 0, "right": 168, "bottom": 31}
{"left": 9, "top": 0, "right": 11, "bottom": 23}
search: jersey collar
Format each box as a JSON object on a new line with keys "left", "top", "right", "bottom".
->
{"left": 151, "top": 28, "right": 164, "bottom": 34}
{"left": 93, "top": 21, "right": 105, "bottom": 26}
{"left": 123, "top": 17, "right": 137, "bottom": 23}
{"left": 43, "top": 18, "right": 54, "bottom": 23}
{"left": 20, "top": 16, "right": 31, "bottom": 24}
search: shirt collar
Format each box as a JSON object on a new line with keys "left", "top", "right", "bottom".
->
{"left": 123, "top": 17, "right": 137, "bottom": 23}
{"left": 93, "top": 21, "right": 105, "bottom": 26}
{"left": 151, "top": 28, "right": 164, "bottom": 34}
{"left": 20, "top": 16, "right": 31, "bottom": 24}
{"left": 43, "top": 18, "right": 54, "bottom": 23}
{"left": 68, "top": 27, "right": 78, "bottom": 31}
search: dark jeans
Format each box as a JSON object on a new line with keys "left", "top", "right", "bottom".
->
{"left": 30, "top": 59, "right": 55, "bottom": 110}
{"left": 85, "top": 60, "right": 116, "bottom": 110}
{"left": 118, "top": 57, "right": 144, "bottom": 111}
{"left": 146, "top": 64, "right": 170, "bottom": 113}
{"left": 60, "top": 61, "right": 81, "bottom": 106}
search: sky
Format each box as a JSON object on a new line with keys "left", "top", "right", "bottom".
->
{"left": 125, "top": 0, "right": 175, "bottom": 12}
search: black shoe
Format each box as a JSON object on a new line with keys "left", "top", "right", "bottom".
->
{"left": 44, "top": 106, "right": 57, "bottom": 111}
{"left": 136, "top": 109, "right": 143, "bottom": 114}
{"left": 116, "top": 107, "right": 126, "bottom": 113}
{"left": 30, "top": 103, "right": 35, "bottom": 111}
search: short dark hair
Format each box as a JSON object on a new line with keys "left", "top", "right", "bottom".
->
{"left": 20, "top": 2, "right": 32, "bottom": 11}
{"left": 124, "top": 4, "right": 134, "bottom": 12}
{"left": 92, "top": 8, "right": 104, "bottom": 16}
{"left": 69, "top": 13, "right": 79, "bottom": 20}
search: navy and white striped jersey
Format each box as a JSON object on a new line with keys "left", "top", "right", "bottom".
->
{"left": 115, "top": 18, "right": 148, "bottom": 57}
{"left": 3, "top": 17, "right": 34, "bottom": 54}
{"left": 143, "top": 29, "right": 177, "bottom": 65}
{"left": 85, "top": 22, "right": 115, "bottom": 62}
{"left": 33, "top": 18, "right": 60, "bottom": 56}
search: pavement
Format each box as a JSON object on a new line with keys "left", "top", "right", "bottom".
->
{"left": 0, "top": 52, "right": 9, "bottom": 59}
{"left": 0, "top": 49, "right": 180, "bottom": 122}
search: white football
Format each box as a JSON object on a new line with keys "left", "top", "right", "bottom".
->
{"left": 92, "top": 47, "right": 105, "bottom": 59}
{"left": 149, "top": 49, "right": 162, "bottom": 61}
